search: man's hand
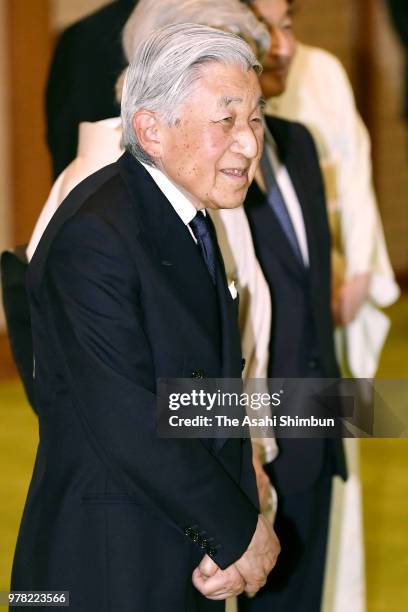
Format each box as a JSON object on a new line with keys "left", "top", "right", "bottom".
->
{"left": 192, "top": 555, "right": 245, "bottom": 600}
{"left": 332, "top": 273, "right": 370, "bottom": 326}
{"left": 234, "top": 514, "right": 280, "bottom": 595}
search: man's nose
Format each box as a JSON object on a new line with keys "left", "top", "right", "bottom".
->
{"left": 269, "top": 28, "right": 290, "bottom": 56}
{"left": 232, "top": 124, "right": 261, "bottom": 159}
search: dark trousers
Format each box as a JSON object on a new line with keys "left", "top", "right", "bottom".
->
{"left": 238, "top": 468, "right": 332, "bottom": 612}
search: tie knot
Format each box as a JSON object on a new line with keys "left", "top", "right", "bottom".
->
{"left": 189, "top": 211, "right": 217, "bottom": 285}
{"left": 190, "top": 211, "right": 210, "bottom": 240}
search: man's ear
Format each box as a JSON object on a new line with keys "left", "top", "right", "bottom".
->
{"left": 132, "top": 110, "right": 163, "bottom": 159}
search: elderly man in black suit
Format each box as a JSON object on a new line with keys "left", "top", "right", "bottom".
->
{"left": 12, "top": 24, "right": 279, "bottom": 612}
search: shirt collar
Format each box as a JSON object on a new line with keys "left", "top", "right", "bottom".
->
{"left": 140, "top": 161, "right": 199, "bottom": 225}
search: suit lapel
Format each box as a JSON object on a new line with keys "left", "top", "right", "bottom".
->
{"left": 267, "top": 117, "right": 320, "bottom": 284}
{"left": 266, "top": 117, "right": 324, "bottom": 282}
{"left": 246, "top": 176, "right": 306, "bottom": 282}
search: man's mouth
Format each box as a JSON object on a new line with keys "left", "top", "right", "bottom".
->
{"left": 220, "top": 168, "right": 248, "bottom": 180}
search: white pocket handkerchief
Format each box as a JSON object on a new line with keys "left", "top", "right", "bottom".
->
{"left": 228, "top": 280, "right": 238, "bottom": 300}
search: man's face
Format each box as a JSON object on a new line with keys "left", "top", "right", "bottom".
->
{"left": 156, "top": 63, "right": 264, "bottom": 211}
{"left": 250, "top": 0, "right": 296, "bottom": 98}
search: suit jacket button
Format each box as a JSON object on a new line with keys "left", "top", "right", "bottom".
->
{"left": 191, "top": 369, "right": 205, "bottom": 379}
{"left": 241, "top": 358, "right": 246, "bottom": 372}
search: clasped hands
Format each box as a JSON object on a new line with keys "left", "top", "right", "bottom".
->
{"left": 192, "top": 515, "right": 280, "bottom": 601}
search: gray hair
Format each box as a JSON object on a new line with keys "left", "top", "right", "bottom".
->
{"left": 122, "top": 0, "right": 270, "bottom": 62}
{"left": 121, "top": 22, "right": 262, "bottom": 167}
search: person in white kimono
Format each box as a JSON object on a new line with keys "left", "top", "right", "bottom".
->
{"left": 245, "top": 1, "right": 400, "bottom": 611}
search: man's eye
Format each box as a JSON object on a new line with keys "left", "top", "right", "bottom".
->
{"left": 282, "top": 21, "right": 293, "bottom": 31}
{"left": 251, "top": 117, "right": 263, "bottom": 124}
{"left": 219, "top": 117, "right": 233, "bottom": 124}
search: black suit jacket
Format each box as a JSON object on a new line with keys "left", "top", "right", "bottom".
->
{"left": 46, "top": 0, "right": 136, "bottom": 177}
{"left": 11, "top": 152, "right": 258, "bottom": 611}
{"left": 245, "top": 116, "right": 347, "bottom": 495}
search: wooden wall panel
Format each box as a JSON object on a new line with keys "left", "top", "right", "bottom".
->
{"left": 1, "top": 0, "right": 52, "bottom": 379}
{"left": 8, "top": 0, "right": 52, "bottom": 245}
{"left": 0, "top": 0, "right": 11, "bottom": 332}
